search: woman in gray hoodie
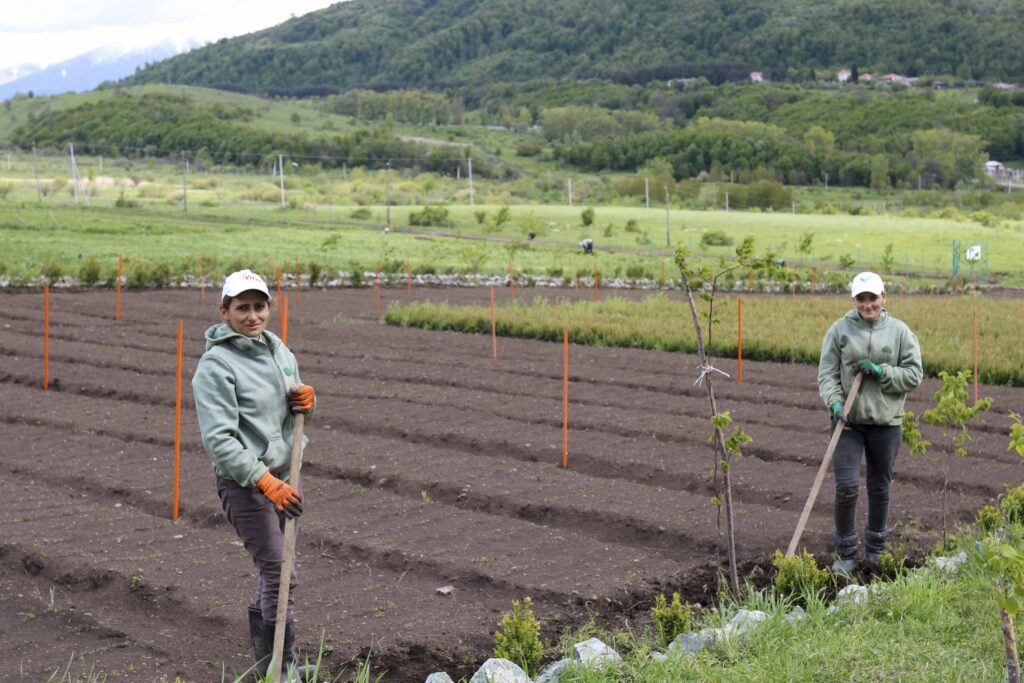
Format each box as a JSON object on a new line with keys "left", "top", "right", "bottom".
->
{"left": 192, "top": 269, "right": 316, "bottom": 680}
{"left": 818, "top": 271, "right": 922, "bottom": 577}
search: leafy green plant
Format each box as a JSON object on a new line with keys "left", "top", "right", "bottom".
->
{"left": 772, "top": 549, "right": 829, "bottom": 602}
{"left": 408, "top": 205, "right": 451, "bottom": 227}
{"left": 1002, "top": 484, "right": 1024, "bottom": 526}
{"left": 78, "top": 257, "right": 103, "bottom": 286}
{"left": 493, "top": 597, "right": 543, "bottom": 676}
{"left": 977, "top": 505, "right": 1004, "bottom": 534}
{"left": 904, "top": 370, "right": 992, "bottom": 547}
{"left": 350, "top": 207, "right": 372, "bottom": 220}
{"left": 651, "top": 592, "right": 694, "bottom": 648}
{"left": 581, "top": 206, "right": 595, "bottom": 227}
{"left": 878, "top": 545, "right": 909, "bottom": 580}
{"left": 977, "top": 539, "right": 1024, "bottom": 681}
{"left": 41, "top": 259, "right": 63, "bottom": 282}
{"left": 700, "top": 230, "right": 733, "bottom": 247}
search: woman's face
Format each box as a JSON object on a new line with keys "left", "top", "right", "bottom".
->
{"left": 220, "top": 291, "right": 271, "bottom": 338}
{"left": 853, "top": 291, "right": 885, "bottom": 322}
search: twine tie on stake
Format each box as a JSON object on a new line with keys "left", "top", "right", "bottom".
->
{"left": 693, "top": 363, "right": 730, "bottom": 387}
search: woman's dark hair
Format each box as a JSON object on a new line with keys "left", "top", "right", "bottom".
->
{"left": 221, "top": 292, "right": 272, "bottom": 309}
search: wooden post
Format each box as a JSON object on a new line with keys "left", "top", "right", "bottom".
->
{"left": 490, "top": 286, "right": 497, "bottom": 360}
{"left": 748, "top": 267, "right": 753, "bottom": 295}
{"left": 173, "top": 319, "right": 182, "bottom": 521}
{"left": 573, "top": 256, "right": 578, "bottom": 290}
{"left": 737, "top": 297, "right": 743, "bottom": 383}
{"left": 43, "top": 283, "right": 50, "bottom": 390}
{"left": 562, "top": 327, "right": 569, "bottom": 468}
{"left": 116, "top": 256, "right": 123, "bottom": 320}
{"left": 199, "top": 256, "right": 205, "bottom": 299}
{"left": 295, "top": 257, "right": 300, "bottom": 307}
{"left": 281, "top": 294, "right": 289, "bottom": 346}
{"left": 661, "top": 259, "right": 666, "bottom": 291}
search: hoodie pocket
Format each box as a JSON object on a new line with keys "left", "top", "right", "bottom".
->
{"left": 261, "top": 435, "right": 290, "bottom": 476}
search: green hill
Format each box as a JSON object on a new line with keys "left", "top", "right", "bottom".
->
{"left": 124, "top": 0, "right": 1024, "bottom": 95}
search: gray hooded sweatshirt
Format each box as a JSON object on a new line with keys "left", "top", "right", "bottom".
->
{"left": 818, "top": 308, "right": 923, "bottom": 426}
{"left": 192, "top": 324, "right": 312, "bottom": 487}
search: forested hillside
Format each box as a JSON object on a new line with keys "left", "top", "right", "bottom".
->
{"left": 125, "top": 0, "right": 1024, "bottom": 95}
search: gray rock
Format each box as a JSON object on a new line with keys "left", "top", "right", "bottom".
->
{"left": 535, "top": 658, "right": 572, "bottom": 683}
{"left": 784, "top": 606, "right": 806, "bottom": 624}
{"left": 727, "top": 609, "right": 768, "bottom": 636}
{"left": 668, "top": 627, "right": 721, "bottom": 655}
{"left": 572, "top": 637, "right": 622, "bottom": 667}
{"left": 468, "top": 658, "right": 531, "bottom": 683}
{"left": 649, "top": 651, "right": 669, "bottom": 662}
{"left": 932, "top": 551, "right": 969, "bottom": 573}
{"left": 425, "top": 674, "right": 456, "bottom": 683}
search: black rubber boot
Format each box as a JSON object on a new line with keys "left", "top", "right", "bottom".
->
{"left": 831, "top": 531, "right": 859, "bottom": 578}
{"left": 863, "top": 527, "right": 888, "bottom": 569}
{"left": 264, "top": 618, "right": 318, "bottom": 682}
{"left": 248, "top": 604, "right": 271, "bottom": 682}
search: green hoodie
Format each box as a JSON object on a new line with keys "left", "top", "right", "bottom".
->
{"left": 192, "top": 324, "right": 312, "bottom": 487}
{"left": 818, "top": 308, "right": 922, "bottom": 426}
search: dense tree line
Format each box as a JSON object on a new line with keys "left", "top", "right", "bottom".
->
{"left": 9, "top": 93, "right": 508, "bottom": 176}
{"left": 556, "top": 117, "right": 988, "bottom": 190}
{"left": 124, "top": 0, "right": 1024, "bottom": 95}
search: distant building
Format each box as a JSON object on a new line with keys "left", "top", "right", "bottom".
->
{"left": 836, "top": 69, "right": 851, "bottom": 82}
{"left": 860, "top": 73, "right": 874, "bottom": 82}
{"left": 985, "top": 161, "right": 1005, "bottom": 175}
{"left": 881, "top": 73, "right": 911, "bottom": 85}
{"left": 749, "top": 71, "right": 764, "bottom": 83}
{"left": 993, "top": 82, "right": 1019, "bottom": 90}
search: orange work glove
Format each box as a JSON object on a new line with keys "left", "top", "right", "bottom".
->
{"left": 256, "top": 471, "right": 303, "bottom": 518}
{"left": 288, "top": 384, "right": 315, "bottom": 414}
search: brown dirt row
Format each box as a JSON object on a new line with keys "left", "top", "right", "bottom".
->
{"left": 1, "top": 287, "right": 1022, "bottom": 681}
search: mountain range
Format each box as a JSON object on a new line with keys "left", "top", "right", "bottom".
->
{"left": 0, "top": 38, "right": 199, "bottom": 101}
{"left": 123, "top": 0, "right": 1024, "bottom": 96}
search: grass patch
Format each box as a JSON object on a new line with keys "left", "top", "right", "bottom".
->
{"left": 385, "top": 293, "right": 1024, "bottom": 385}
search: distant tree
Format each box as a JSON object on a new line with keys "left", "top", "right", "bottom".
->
{"left": 851, "top": 64, "right": 859, "bottom": 83}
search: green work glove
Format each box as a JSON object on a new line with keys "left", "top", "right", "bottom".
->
{"left": 857, "top": 359, "right": 883, "bottom": 377}
{"left": 830, "top": 401, "right": 846, "bottom": 423}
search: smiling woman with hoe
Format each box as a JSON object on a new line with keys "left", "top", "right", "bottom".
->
{"left": 818, "top": 272, "right": 923, "bottom": 578}
{"left": 192, "top": 269, "right": 317, "bottom": 681}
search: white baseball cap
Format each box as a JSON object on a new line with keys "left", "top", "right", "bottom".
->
{"left": 222, "top": 269, "right": 272, "bottom": 300}
{"left": 850, "top": 271, "right": 885, "bottom": 297}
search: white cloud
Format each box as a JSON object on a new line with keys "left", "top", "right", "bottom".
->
{"left": 0, "top": 1, "right": 339, "bottom": 71}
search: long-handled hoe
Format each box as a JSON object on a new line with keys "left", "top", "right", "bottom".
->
{"left": 270, "top": 413, "right": 305, "bottom": 683}
{"left": 786, "top": 372, "right": 863, "bottom": 557}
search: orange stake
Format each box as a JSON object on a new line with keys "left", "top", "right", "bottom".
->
{"left": 490, "top": 286, "right": 497, "bottom": 360}
{"left": 375, "top": 261, "right": 381, "bottom": 317}
{"left": 573, "top": 256, "right": 578, "bottom": 290}
{"left": 43, "top": 283, "right": 50, "bottom": 390}
{"left": 281, "top": 294, "right": 289, "bottom": 346}
{"left": 562, "top": 327, "right": 569, "bottom": 468}
{"left": 295, "top": 257, "right": 300, "bottom": 307}
{"left": 973, "top": 311, "right": 979, "bottom": 402}
{"left": 748, "top": 267, "right": 753, "bottom": 295}
{"left": 406, "top": 256, "right": 412, "bottom": 295}
{"left": 173, "top": 319, "right": 183, "bottom": 521}
{"left": 275, "top": 268, "right": 282, "bottom": 304}
{"left": 199, "top": 256, "right": 205, "bottom": 299}
{"left": 594, "top": 264, "right": 600, "bottom": 302}
{"left": 738, "top": 297, "right": 744, "bottom": 383}
{"left": 116, "top": 255, "right": 122, "bottom": 321}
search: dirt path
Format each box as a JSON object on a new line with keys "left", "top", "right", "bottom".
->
{"left": 1, "top": 286, "right": 1020, "bottom": 681}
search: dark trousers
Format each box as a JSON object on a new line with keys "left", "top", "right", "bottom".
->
{"left": 217, "top": 476, "right": 297, "bottom": 623}
{"left": 832, "top": 424, "right": 901, "bottom": 558}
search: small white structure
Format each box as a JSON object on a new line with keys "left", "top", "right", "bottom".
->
{"left": 750, "top": 71, "right": 764, "bottom": 83}
{"left": 836, "top": 69, "right": 851, "bottom": 82}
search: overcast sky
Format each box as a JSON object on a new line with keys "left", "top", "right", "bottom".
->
{"left": 0, "top": 0, "right": 340, "bottom": 72}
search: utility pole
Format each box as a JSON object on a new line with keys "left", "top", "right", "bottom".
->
{"left": 645, "top": 177, "right": 650, "bottom": 209}
{"left": 278, "top": 154, "right": 285, "bottom": 208}
{"left": 664, "top": 185, "right": 671, "bottom": 247}
{"left": 386, "top": 160, "right": 392, "bottom": 226}
{"left": 725, "top": 192, "right": 730, "bottom": 212}
{"left": 32, "top": 143, "right": 41, "bottom": 203}
{"left": 99, "top": 155, "right": 103, "bottom": 174}
{"left": 181, "top": 151, "right": 188, "bottom": 213}
{"left": 567, "top": 177, "right": 573, "bottom": 207}
{"left": 824, "top": 171, "right": 829, "bottom": 189}
{"left": 468, "top": 157, "right": 474, "bottom": 206}
{"left": 69, "top": 143, "right": 79, "bottom": 205}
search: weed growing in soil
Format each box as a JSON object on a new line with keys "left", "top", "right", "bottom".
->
{"left": 651, "top": 592, "right": 695, "bottom": 648}
{"left": 878, "top": 546, "right": 910, "bottom": 581}
{"left": 1003, "top": 484, "right": 1024, "bottom": 526}
{"left": 978, "top": 504, "right": 1004, "bottom": 533}
{"left": 772, "top": 549, "right": 829, "bottom": 604}
{"left": 493, "top": 597, "right": 543, "bottom": 676}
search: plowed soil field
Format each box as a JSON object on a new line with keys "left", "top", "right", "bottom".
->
{"left": 2, "top": 287, "right": 1021, "bottom": 681}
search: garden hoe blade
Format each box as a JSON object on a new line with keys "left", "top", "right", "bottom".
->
{"left": 270, "top": 413, "right": 304, "bottom": 683}
{"left": 785, "top": 372, "right": 863, "bottom": 558}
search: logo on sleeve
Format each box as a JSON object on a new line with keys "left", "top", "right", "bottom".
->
{"left": 881, "top": 345, "right": 892, "bottom": 355}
